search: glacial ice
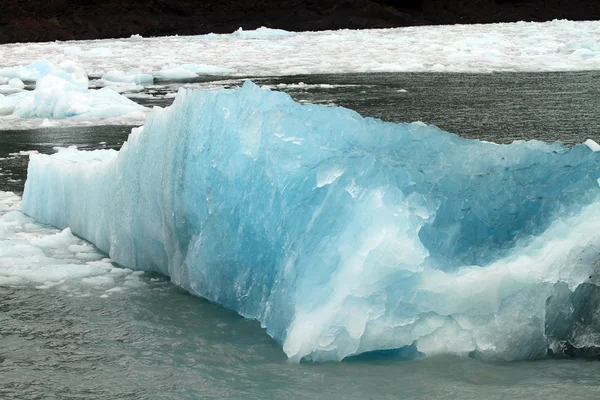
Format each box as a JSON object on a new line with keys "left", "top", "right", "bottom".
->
{"left": 0, "top": 61, "right": 146, "bottom": 120}
{"left": 0, "top": 59, "right": 55, "bottom": 82}
{"left": 63, "top": 46, "right": 113, "bottom": 58}
{"left": 232, "top": 26, "right": 297, "bottom": 39}
{"left": 154, "top": 66, "right": 199, "bottom": 81}
{"left": 0, "top": 76, "right": 26, "bottom": 95}
{"left": 2, "top": 21, "right": 600, "bottom": 78}
{"left": 0, "top": 190, "right": 147, "bottom": 292}
{"left": 101, "top": 69, "right": 154, "bottom": 85}
{"left": 22, "top": 82, "right": 600, "bottom": 362}
{"left": 154, "top": 64, "right": 236, "bottom": 81}
{"left": 8, "top": 78, "right": 25, "bottom": 89}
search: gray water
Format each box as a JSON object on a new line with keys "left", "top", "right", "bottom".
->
{"left": 3, "top": 283, "right": 600, "bottom": 400}
{"left": 2, "top": 72, "right": 600, "bottom": 399}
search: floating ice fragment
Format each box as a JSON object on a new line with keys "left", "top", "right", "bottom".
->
{"left": 102, "top": 70, "right": 154, "bottom": 85}
{"left": 0, "top": 62, "right": 146, "bottom": 120}
{"left": 584, "top": 139, "right": 600, "bottom": 152}
{"left": 8, "top": 78, "right": 24, "bottom": 89}
{"left": 21, "top": 82, "right": 600, "bottom": 362}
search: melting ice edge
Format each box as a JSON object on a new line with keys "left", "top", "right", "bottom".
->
{"left": 21, "top": 81, "right": 600, "bottom": 362}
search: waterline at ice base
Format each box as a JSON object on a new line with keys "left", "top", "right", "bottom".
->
{"left": 22, "top": 81, "right": 600, "bottom": 362}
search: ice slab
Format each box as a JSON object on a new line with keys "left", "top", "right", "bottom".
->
{"left": 22, "top": 82, "right": 600, "bottom": 362}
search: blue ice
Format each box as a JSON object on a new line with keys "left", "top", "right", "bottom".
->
{"left": 22, "top": 82, "right": 600, "bottom": 361}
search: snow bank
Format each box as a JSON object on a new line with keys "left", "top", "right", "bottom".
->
{"left": 22, "top": 82, "right": 600, "bottom": 362}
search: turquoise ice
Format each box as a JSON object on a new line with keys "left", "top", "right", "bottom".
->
{"left": 22, "top": 82, "right": 600, "bottom": 361}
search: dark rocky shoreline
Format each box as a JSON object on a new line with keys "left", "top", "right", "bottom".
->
{"left": 1, "top": 0, "right": 598, "bottom": 44}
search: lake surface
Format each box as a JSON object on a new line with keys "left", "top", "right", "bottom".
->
{"left": 2, "top": 72, "right": 600, "bottom": 399}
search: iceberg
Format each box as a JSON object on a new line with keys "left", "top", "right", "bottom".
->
{"left": 0, "top": 59, "right": 55, "bottom": 82}
{"left": 0, "top": 61, "right": 146, "bottom": 119}
{"left": 22, "top": 82, "right": 600, "bottom": 362}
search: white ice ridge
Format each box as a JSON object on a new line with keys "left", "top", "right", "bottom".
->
{"left": 0, "top": 190, "right": 146, "bottom": 293}
{"left": 21, "top": 82, "right": 600, "bottom": 362}
{"left": 1, "top": 21, "right": 600, "bottom": 78}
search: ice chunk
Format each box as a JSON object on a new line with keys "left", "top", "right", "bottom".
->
{"left": 0, "top": 62, "right": 146, "bottom": 119}
{"left": 585, "top": 139, "right": 600, "bottom": 152}
{"left": 0, "top": 86, "right": 22, "bottom": 96}
{"left": 101, "top": 82, "right": 144, "bottom": 93}
{"left": 0, "top": 190, "right": 146, "bottom": 294}
{"left": 102, "top": 69, "right": 154, "bottom": 85}
{"left": 8, "top": 78, "right": 25, "bottom": 89}
{"left": 179, "top": 64, "right": 235, "bottom": 75}
{"left": 154, "top": 66, "right": 198, "bottom": 81}
{"left": 232, "top": 27, "right": 296, "bottom": 39}
{"left": 0, "top": 76, "right": 26, "bottom": 95}
{"left": 0, "top": 59, "right": 54, "bottom": 81}
{"left": 64, "top": 46, "right": 112, "bottom": 57}
{"left": 0, "top": 91, "right": 28, "bottom": 115}
{"left": 22, "top": 82, "right": 600, "bottom": 362}
{"left": 0, "top": 192, "right": 106, "bottom": 285}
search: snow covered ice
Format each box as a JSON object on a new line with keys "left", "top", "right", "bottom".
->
{"left": 1, "top": 20, "right": 600, "bottom": 80}
{"left": 21, "top": 82, "right": 600, "bottom": 361}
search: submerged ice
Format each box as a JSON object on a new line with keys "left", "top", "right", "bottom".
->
{"left": 22, "top": 82, "right": 600, "bottom": 361}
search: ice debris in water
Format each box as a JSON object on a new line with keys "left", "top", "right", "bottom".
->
{"left": 101, "top": 69, "right": 154, "bottom": 85}
{"left": 22, "top": 81, "right": 600, "bottom": 362}
{"left": 2, "top": 21, "right": 600, "bottom": 77}
{"left": 154, "top": 64, "right": 236, "bottom": 81}
{"left": 0, "top": 61, "right": 146, "bottom": 119}
{"left": 0, "top": 191, "right": 145, "bottom": 293}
